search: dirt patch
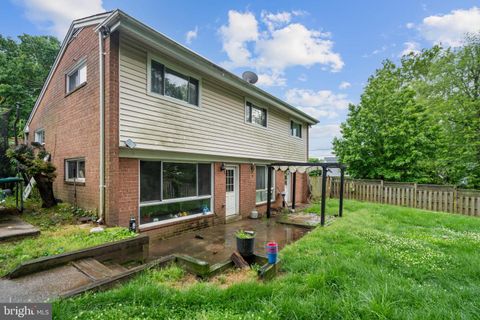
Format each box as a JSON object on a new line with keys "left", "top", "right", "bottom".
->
{"left": 209, "top": 268, "right": 257, "bottom": 288}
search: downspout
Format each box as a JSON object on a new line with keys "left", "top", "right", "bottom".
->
{"left": 98, "top": 28, "right": 106, "bottom": 224}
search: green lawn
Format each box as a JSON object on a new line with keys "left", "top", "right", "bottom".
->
{"left": 54, "top": 200, "right": 480, "bottom": 319}
{"left": 0, "top": 199, "right": 135, "bottom": 276}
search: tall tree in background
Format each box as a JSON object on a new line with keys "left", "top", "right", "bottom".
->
{"left": 334, "top": 33, "right": 480, "bottom": 188}
{"left": 0, "top": 34, "right": 60, "bottom": 178}
{"left": 333, "top": 61, "right": 436, "bottom": 182}
{"left": 0, "top": 34, "right": 60, "bottom": 136}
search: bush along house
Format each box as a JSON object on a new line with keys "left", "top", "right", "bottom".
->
{"left": 24, "top": 10, "right": 319, "bottom": 237}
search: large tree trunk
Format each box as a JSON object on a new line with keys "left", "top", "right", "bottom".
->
{"left": 34, "top": 174, "right": 57, "bottom": 208}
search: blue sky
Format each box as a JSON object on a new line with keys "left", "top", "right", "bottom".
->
{"left": 1, "top": 1, "right": 480, "bottom": 158}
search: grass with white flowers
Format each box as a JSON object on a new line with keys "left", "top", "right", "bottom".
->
{"left": 54, "top": 200, "right": 480, "bottom": 319}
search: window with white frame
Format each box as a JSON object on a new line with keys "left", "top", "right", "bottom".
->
{"left": 34, "top": 129, "right": 45, "bottom": 144}
{"left": 65, "top": 158, "right": 85, "bottom": 182}
{"left": 149, "top": 58, "right": 200, "bottom": 106}
{"left": 139, "top": 161, "right": 212, "bottom": 225}
{"left": 256, "top": 165, "right": 275, "bottom": 203}
{"left": 66, "top": 61, "right": 87, "bottom": 93}
{"left": 291, "top": 121, "right": 302, "bottom": 138}
{"left": 245, "top": 101, "right": 267, "bottom": 127}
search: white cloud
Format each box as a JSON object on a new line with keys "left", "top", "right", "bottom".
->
{"left": 256, "top": 72, "right": 286, "bottom": 86}
{"left": 339, "top": 81, "right": 351, "bottom": 89}
{"left": 309, "top": 124, "right": 342, "bottom": 158}
{"left": 419, "top": 7, "right": 480, "bottom": 47}
{"left": 14, "top": 0, "right": 105, "bottom": 38}
{"left": 406, "top": 22, "right": 415, "bottom": 29}
{"left": 255, "top": 23, "right": 343, "bottom": 72}
{"left": 285, "top": 88, "right": 350, "bottom": 120}
{"left": 219, "top": 10, "right": 343, "bottom": 86}
{"left": 219, "top": 11, "right": 259, "bottom": 67}
{"left": 185, "top": 26, "right": 198, "bottom": 44}
{"left": 400, "top": 41, "right": 421, "bottom": 56}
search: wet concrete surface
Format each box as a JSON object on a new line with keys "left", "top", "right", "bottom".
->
{"left": 0, "top": 218, "right": 311, "bottom": 302}
{"left": 0, "top": 264, "right": 92, "bottom": 302}
{"left": 148, "top": 218, "right": 311, "bottom": 264}
{"left": 0, "top": 215, "right": 40, "bottom": 241}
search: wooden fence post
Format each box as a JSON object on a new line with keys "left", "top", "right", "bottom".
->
{"left": 380, "top": 180, "right": 384, "bottom": 203}
{"left": 453, "top": 186, "right": 458, "bottom": 214}
{"left": 413, "top": 183, "right": 417, "bottom": 208}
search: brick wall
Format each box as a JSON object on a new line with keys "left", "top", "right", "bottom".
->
{"left": 104, "top": 31, "right": 121, "bottom": 225}
{"left": 28, "top": 26, "right": 101, "bottom": 210}
{"left": 116, "top": 158, "right": 138, "bottom": 227}
{"left": 214, "top": 162, "right": 226, "bottom": 224}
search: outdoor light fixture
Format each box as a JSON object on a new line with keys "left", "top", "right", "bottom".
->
{"left": 220, "top": 163, "right": 225, "bottom": 171}
{"left": 250, "top": 163, "right": 255, "bottom": 172}
{"left": 125, "top": 138, "right": 136, "bottom": 148}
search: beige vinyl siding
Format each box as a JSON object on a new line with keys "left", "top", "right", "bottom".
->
{"left": 119, "top": 34, "right": 308, "bottom": 162}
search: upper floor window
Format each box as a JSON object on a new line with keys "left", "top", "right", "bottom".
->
{"left": 34, "top": 129, "right": 45, "bottom": 144}
{"left": 149, "top": 58, "right": 200, "bottom": 106}
{"left": 245, "top": 101, "right": 267, "bottom": 127}
{"left": 66, "top": 61, "right": 87, "bottom": 93}
{"left": 65, "top": 158, "right": 85, "bottom": 183}
{"left": 291, "top": 121, "right": 302, "bottom": 138}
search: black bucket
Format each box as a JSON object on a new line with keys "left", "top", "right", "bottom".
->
{"left": 236, "top": 237, "right": 255, "bottom": 257}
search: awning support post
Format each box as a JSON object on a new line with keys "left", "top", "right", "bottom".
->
{"left": 339, "top": 167, "right": 345, "bottom": 217}
{"left": 321, "top": 166, "right": 327, "bottom": 226}
{"left": 266, "top": 166, "right": 272, "bottom": 218}
{"left": 292, "top": 172, "right": 296, "bottom": 210}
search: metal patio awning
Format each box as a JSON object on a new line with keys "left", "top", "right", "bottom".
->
{"left": 266, "top": 162, "right": 346, "bottom": 226}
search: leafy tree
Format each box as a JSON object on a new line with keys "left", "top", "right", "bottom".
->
{"left": 333, "top": 61, "right": 436, "bottom": 182}
{"left": 334, "top": 33, "right": 480, "bottom": 188}
{"left": 0, "top": 34, "right": 60, "bottom": 137}
{"left": 0, "top": 34, "right": 59, "bottom": 179}
{"left": 7, "top": 143, "right": 57, "bottom": 208}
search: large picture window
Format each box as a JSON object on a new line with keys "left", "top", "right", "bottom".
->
{"left": 256, "top": 165, "right": 275, "bottom": 204}
{"left": 139, "top": 161, "right": 212, "bottom": 225}
{"left": 149, "top": 58, "right": 200, "bottom": 106}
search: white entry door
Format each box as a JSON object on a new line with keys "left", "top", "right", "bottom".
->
{"left": 284, "top": 171, "right": 291, "bottom": 204}
{"left": 225, "top": 166, "right": 238, "bottom": 216}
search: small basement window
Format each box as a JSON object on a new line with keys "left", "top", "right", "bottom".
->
{"left": 291, "top": 121, "right": 302, "bottom": 138}
{"left": 34, "top": 129, "right": 45, "bottom": 144}
{"left": 65, "top": 158, "right": 85, "bottom": 182}
{"left": 149, "top": 58, "right": 200, "bottom": 106}
{"left": 245, "top": 101, "right": 267, "bottom": 127}
{"left": 66, "top": 61, "right": 87, "bottom": 93}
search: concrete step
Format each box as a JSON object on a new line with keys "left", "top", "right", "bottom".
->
{"left": 72, "top": 258, "right": 117, "bottom": 280}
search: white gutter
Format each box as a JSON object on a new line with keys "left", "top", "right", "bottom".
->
{"left": 98, "top": 30, "right": 106, "bottom": 223}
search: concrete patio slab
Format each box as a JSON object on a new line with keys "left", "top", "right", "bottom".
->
{"left": 0, "top": 215, "right": 39, "bottom": 242}
{"left": 148, "top": 218, "right": 311, "bottom": 265}
{"left": 277, "top": 213, "right": 334, "bottom": 228}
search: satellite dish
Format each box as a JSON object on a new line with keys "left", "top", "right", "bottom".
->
{"left": 242, "top": 71, "right": 258, "bottom": 84}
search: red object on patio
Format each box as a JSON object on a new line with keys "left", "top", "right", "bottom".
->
{"left": 266, "top": 241, "right": 278, "bottom": 254}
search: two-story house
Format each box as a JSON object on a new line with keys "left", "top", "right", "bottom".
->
{"left": 25, "top": 10, "right": 318, "bottom": 236}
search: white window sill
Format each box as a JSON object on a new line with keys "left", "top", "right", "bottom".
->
{"left": 65, "top": 178, "right": 85, "bottom": 183}
{"left": 139, "top": 212, "right": 213, "bottom": 230}
{"left": 146, "top": 90, "right": 200, "bottom": 109}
